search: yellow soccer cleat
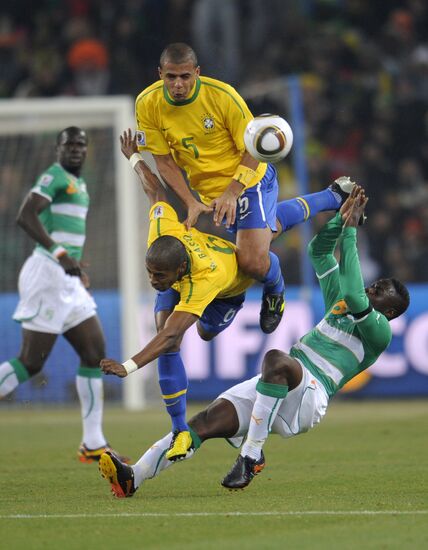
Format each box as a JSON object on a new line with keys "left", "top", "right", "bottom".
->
{"left": 165, "top": 430, "right": 193, "bottom": 462}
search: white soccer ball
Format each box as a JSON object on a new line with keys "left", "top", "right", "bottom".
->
{"left": 244, "top": 114, "right": 293, "bottom": 163}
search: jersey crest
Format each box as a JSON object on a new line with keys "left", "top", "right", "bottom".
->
{"left": 331, "top": 299, "right": 348, "bottom": 315}
{"left": 201, "top": 113, "right": 215, "bottom": 133}
{"left": 66, "top": 180, "right": 79, "bottom": 194}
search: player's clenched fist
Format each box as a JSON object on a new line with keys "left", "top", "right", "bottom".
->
{"left": 100, "top": 358, "right": 127, "bottom": 377}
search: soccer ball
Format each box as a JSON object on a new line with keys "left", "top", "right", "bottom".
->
{"left": 244, "top": 114, "right": 293, "bottom": 163}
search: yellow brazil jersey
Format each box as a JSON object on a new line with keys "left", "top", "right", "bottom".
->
{"left": 147, "top": 202, "right": 254, "bottom": 317}
{"left": 135, "top": 76, "right": 267, "bottom": 205}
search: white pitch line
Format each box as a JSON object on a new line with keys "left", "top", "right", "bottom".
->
{"left": 1, "top": 511, "right": 427, "bottom": 520}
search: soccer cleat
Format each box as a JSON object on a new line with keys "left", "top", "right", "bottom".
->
{"left": 221, "top": 451, "right": 266, "bottom": 490}
{"left": 77, "top": 443, "right": 130, "bottom": 464}
{"left": 259, "top": 292, "right": 285, "bottom": 334}
{"left": 329, "top": 176, "right": 355, "bottom": 205}
{"left": 165, "top": 430, "right": 193, "bottom": 462}
{"left": 329, "top": 176, "right": 366, "bottom": 225}
{"left": 99, "top": 451, "right": 136, "bottom": 498}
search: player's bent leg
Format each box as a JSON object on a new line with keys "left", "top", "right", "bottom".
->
{"left": 0, "top": 329, "right": 57, "bottom": 398}
{"left": 222, "top": 351, "right": 302, "bottom": 490}
{"left": 236, "top": 228, "right": 285, "bottom": 334}
{"left": 66, "top": 316, "right": 129, "bottom": 463}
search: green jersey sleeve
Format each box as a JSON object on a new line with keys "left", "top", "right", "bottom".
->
{"left": 32, "top": 165, "right": 67, "bottom": 201}
{"left": 339, "top": 226, "right": 392, "bottom": 354}
{"left": 307, "top": 212, "right": 343, "bottom": 312}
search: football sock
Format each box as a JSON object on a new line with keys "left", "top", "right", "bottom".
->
{"left": 132, "top": 433, "right": 178, "bottom": 487}
{"left": 158, "top": 352, "right": 189, "bottom": 433}
{"left": 241, "top": 380, "right": 288, "bottom": 461}
{"left": 276, "top": 189, "right": 340, "bottom": 233}
{"left": 0, "top": 358, "right": 30, "bottom": 397}
{"left": 262, "top": 252, "right": 285, "bottom": 294}
{"left": 76, "top": 366, "right": 106, "bottom": 449}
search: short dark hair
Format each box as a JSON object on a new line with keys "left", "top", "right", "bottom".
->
{"left": 56, "top": 126, "right": 86, "bottom": 145}
{"left": 390, "top": 278, "right": 410, "bottom": 318}
{"left": 159, "top": 43, "right": 198, "bottom": 68}
{"left": 146, "top": 236, "right": 188, "bottom": 271}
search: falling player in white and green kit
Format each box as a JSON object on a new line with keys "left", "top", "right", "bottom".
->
{"left": 0, "top": 127, "right": 128, "bottom": 464}
{"left": 98, "top": 185, "right": 410, "bottom": 499}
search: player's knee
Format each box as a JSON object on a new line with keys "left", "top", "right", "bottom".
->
{"left": 80, "top": 346, "right": 105, "bottom": 367}
{"left": 261, "top": 349, "right": 290, "bottom": 384}
{"left": 236, "top": 250, "right": 270, "bottom": 279}
{"left": 196, "top": 322, "right": 215, "bottom": 341}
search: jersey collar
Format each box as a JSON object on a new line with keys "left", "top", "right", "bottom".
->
{"left": 163, "top": 78, "right": 201, "bottom": 106}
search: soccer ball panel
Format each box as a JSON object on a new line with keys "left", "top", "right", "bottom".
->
{"left": 244, "top": 115, "right": 293, "bottom": 163}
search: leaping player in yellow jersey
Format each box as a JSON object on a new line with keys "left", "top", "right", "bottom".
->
{"left": 100, "top": 130, "right": 357, "bottom": 462}
{"left": 135, "top": 43, "right": 349, "bottom": 336}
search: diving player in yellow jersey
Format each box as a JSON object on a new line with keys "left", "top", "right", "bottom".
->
{"left": 135, "top": 42, "right": 287, "bottom": 335}
{"left": 101, "top": 131, "right": 359, "bottom": 462}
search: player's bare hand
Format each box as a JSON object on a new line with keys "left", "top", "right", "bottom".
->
{"left": 120, "top": 128, "right": 138, "bottom": 159}
{"left": 210, "top": 190, "right": 238, "bottom": 228}
{"left": 184, "top": 201, "right": 213, "bottom": 229}
{"left": 100, "top": 358, "right": 127, "bottom": 377}
{"left": 59, "top": 254, "right": 82, "bottom": 277}
{"left": 342, "top": 186, "right": 368, "bottom": 227}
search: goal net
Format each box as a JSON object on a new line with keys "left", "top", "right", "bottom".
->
{"left": 0, "top": 97, "right": 155, "bottom": 410}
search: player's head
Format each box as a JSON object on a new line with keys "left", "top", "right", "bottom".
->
{"left": 146, "top": 236, "right": 189, "bottom": 291}
{"left": 365, "top": 278, "right": 410, "bottom": 320}
{"left": 56, "top": 127, "right": 88, "bottom": 175}
{"left": 158, "top": 43, "right": 200, "bottom": 102}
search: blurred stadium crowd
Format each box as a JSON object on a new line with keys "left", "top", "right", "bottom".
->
{"left": 1, "top": 0, "right": 427, "bottom": 283}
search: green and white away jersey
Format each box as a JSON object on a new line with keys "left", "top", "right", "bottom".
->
{"left": 31, "top": 162, "right": 89, "bottom": 261}
{"left": 290, "top": 213, "right": 392, "bottom": 397}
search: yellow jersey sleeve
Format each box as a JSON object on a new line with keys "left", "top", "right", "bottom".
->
{"left": 173, "top": 277, "right": 222, "bottom": 317}
{"left": 135, "top": 83, "right": 170, "bottom": 156}
{"left": 147, "top": 202, "right": 182, "bottom": 247}
{"left": 219, "top": 82, "right": 254, "bottom": 155}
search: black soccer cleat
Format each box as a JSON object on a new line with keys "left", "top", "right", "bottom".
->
{"left": 221, "top": 451, "right": 266, "bottom": 490}
{"left": 329, "top": 176, "right": 366, "bottom": 225}
{"left": 99, "top": 451, "right": 136, "bottom": 498}
{"left": 260, "top": 292, "right": 285, "bottom": 334}
{"left": 328, "top": 176, "right": 355, "bottom": 206}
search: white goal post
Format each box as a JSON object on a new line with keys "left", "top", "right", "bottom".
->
{"left": 0, "top": 96, "right": 153, "bottom": 410}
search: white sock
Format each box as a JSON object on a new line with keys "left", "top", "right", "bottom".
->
{"left": 0, "top": 361, "right": 20, "bottom": 397}
{"left": 132, "top": 432, "right": 195, "bottom": 489}
{"left": 241, "top": 390, "right": 286, "bottom": 461}
{"left": 76, "top": 375, "right": 106, "bottom": 449}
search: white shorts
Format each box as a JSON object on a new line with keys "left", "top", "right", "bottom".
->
{"left": 13, "top": 251, "right": 97, "bottom": 334}
{"left": 219, "top": 363, "right": 329, "bottom": 448}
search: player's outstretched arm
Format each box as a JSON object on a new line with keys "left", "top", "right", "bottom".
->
{"left": 120, "top": 129, "right": 167, "bottom": 207}
{"left": 338, "top": 187, "right": 369, "bottom": 314}
{"left": 101, "top": 310, "right": 198, "bottom": 377}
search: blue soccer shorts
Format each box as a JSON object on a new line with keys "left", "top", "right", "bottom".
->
{"left": 154, "top": 289, "right": 246, "bottom": 336}
{"left": 227, "top": 163, "right": 279, "bottom": 234}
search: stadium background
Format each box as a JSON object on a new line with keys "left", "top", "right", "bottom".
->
{"left": 0, "top": 0, "right": 427, "bottom": 404}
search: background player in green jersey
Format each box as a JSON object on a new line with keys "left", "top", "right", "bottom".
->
{"left": 135, "top": 43, "right": 348, "bottom": 335}
{"left": 98, "top": 186, "right": 409, "bottom": 498}
{"left": 0, "top": 127, "right": 127, "bottom": 464}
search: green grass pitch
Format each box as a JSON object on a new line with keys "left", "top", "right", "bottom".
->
{"left": 0, "top": 400, "right": 427, "bottom": 550}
